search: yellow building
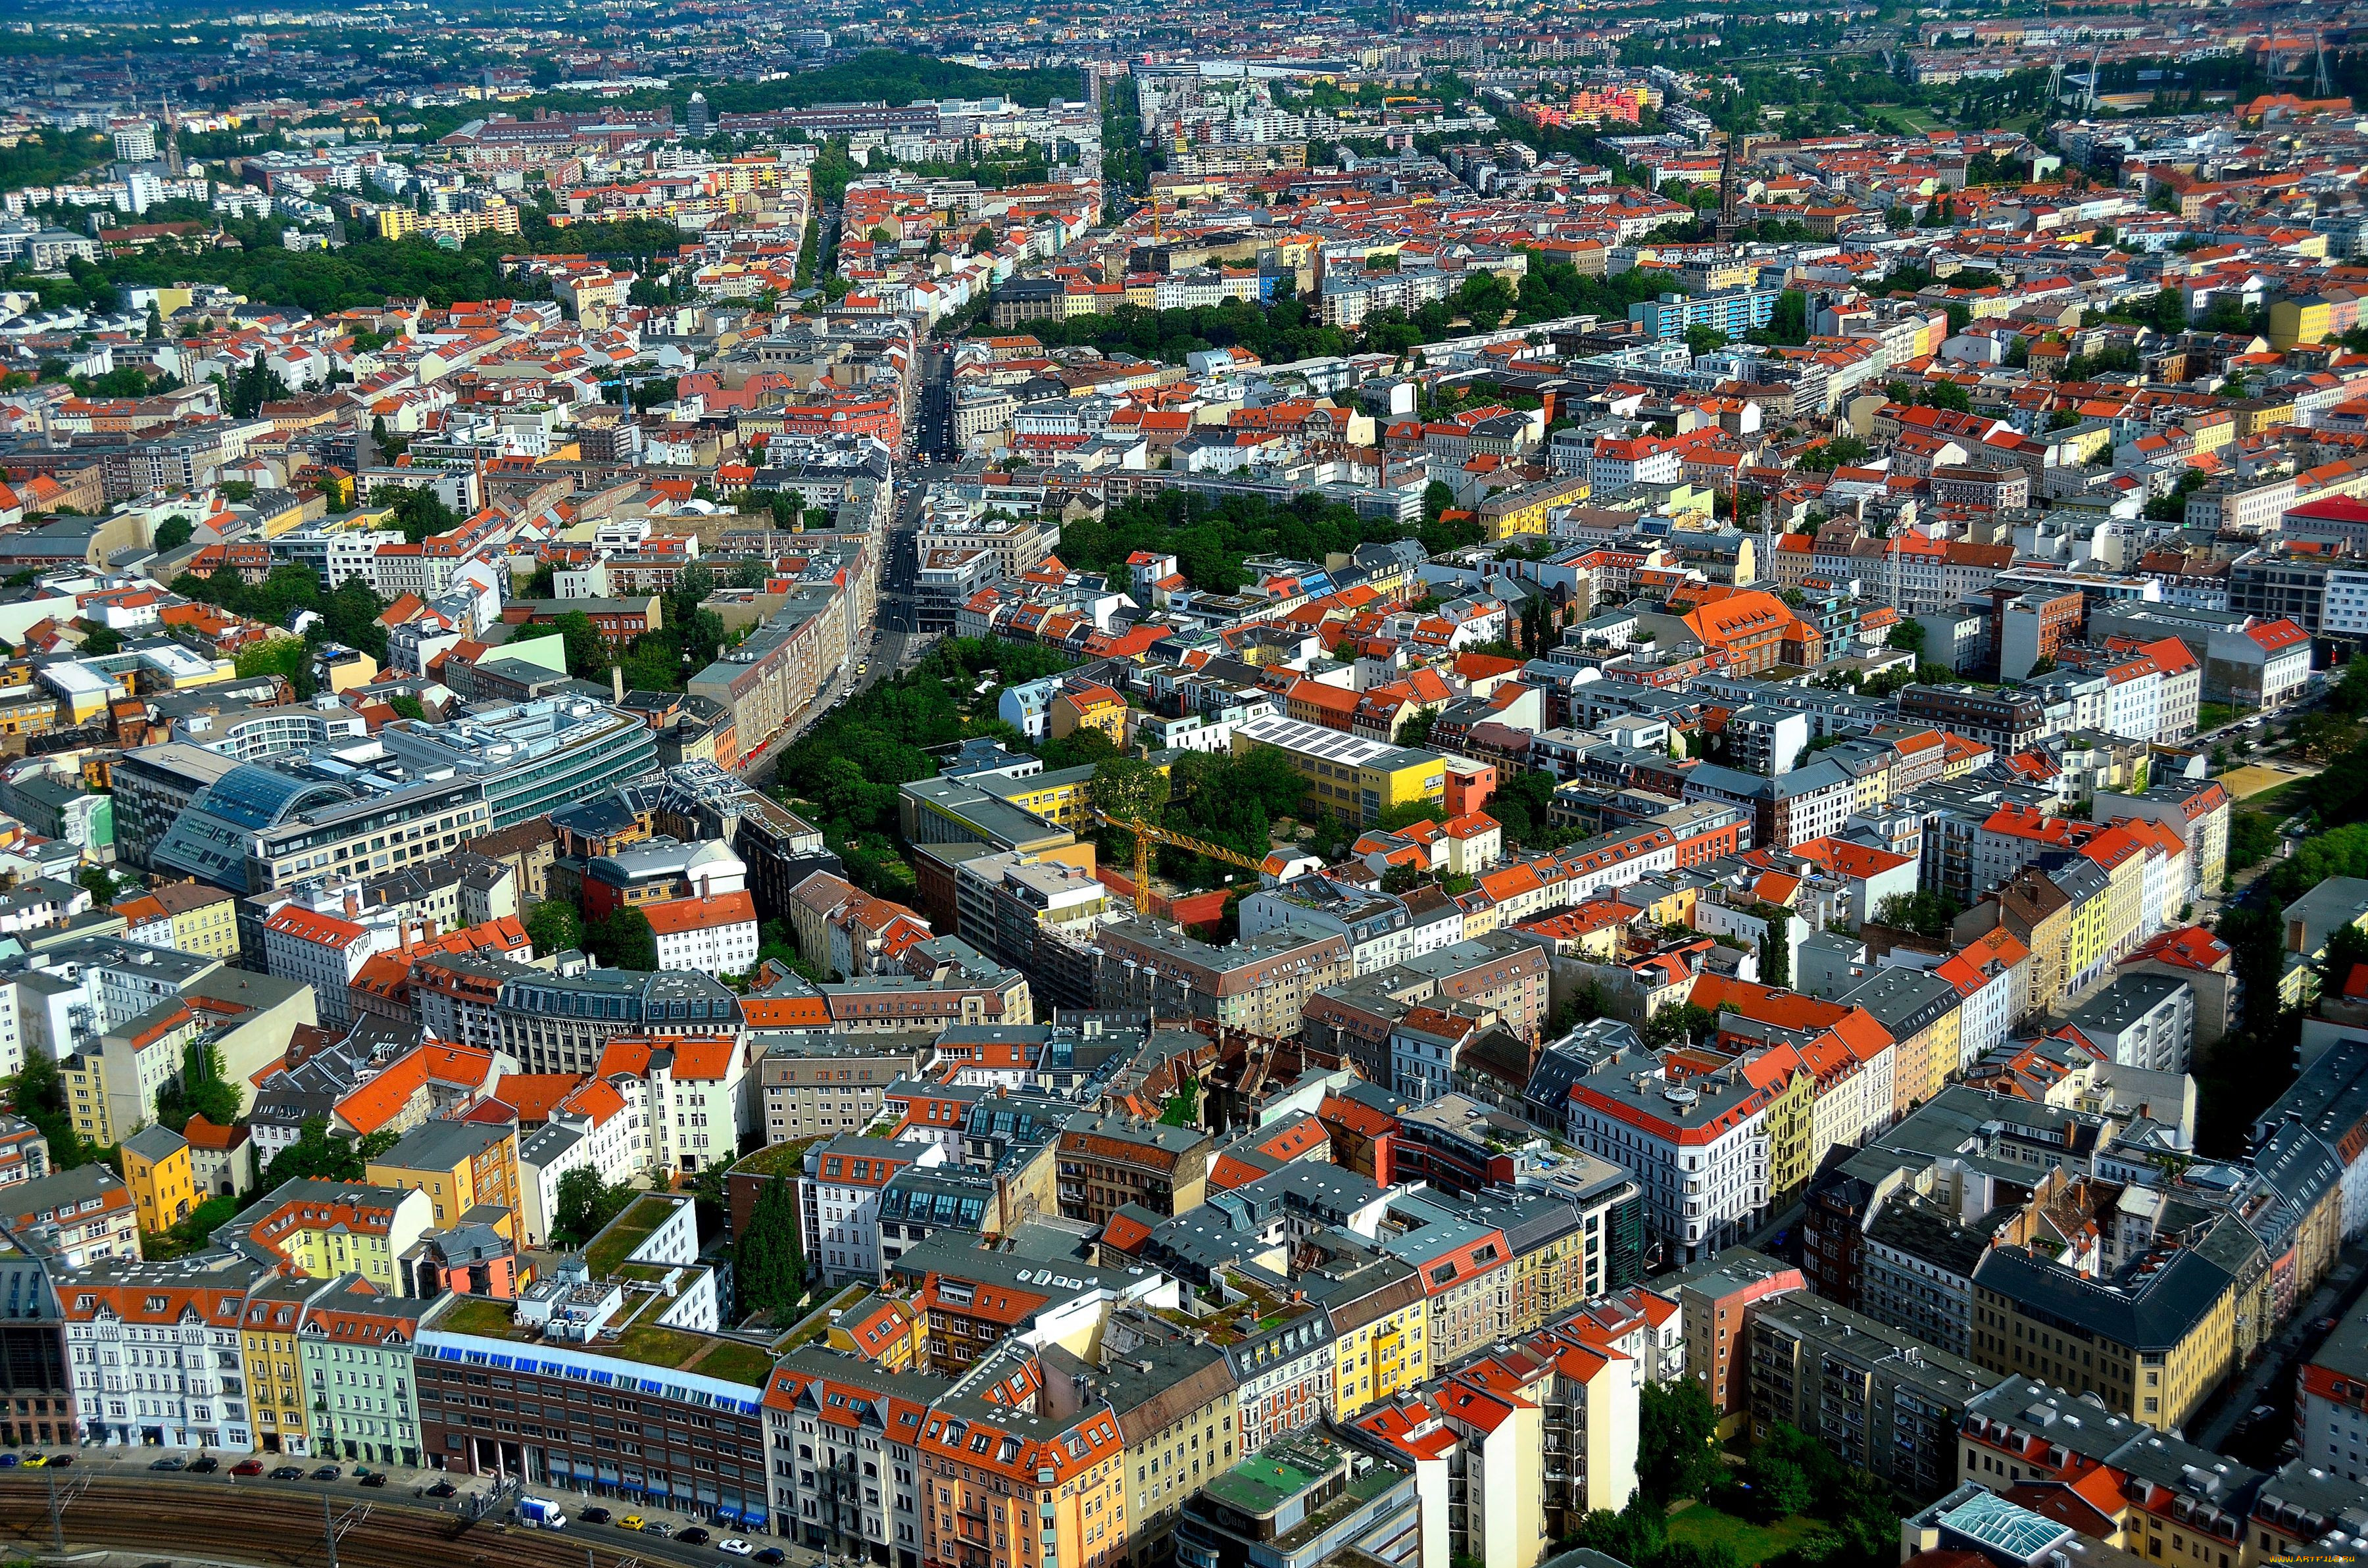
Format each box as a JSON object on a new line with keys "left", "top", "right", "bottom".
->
{"left": 242, "top": 1275, "right": 330, "bottom": 1456}
{"left": 1754, "top": 1055, "right": 1817, "bottom": 1203}
{"left": 1320, "top": 1250, "right": 1429, "bottom": 1419}
{"left": 166, "top": 884, "right": 240, "bottom": 956}
{"left": 1477, "top": 473, "right": 1591, "bottom": 539}
{"left": 225, "top": 1180, "right": 432, "bottom": 1292}
{"left": 1970, "top": 1244, "right": 2236, "bottom": 1431}
{"left": 1048, "top": 683, "right": 1128, "bottom": 745}
{"left": 2235, "top": 393, "right": 2299, "bottom": 438}
{"left": 1233, "top": 713, "right": 1446, "bottom": 827}
{"left": 2269, "top": 296, "right": 2334, "bottom": 351}
{"left": 364, "top": 1119, "right": 520, "bottom": 1232}
{"left": 122, "top": 1124, "right": 195, "bottom": 1234}
{"left": 62, "top": 1000, "right": 198, "bottom": 1148}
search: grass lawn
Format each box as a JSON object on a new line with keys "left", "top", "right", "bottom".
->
{"left": 2198, "top": 702, "right": 2235, "bottom": 731}
{"left": 1868, "top": 103, "right": 1946, "bottom": 131}
{"left": 1665, "top": 1503, "right": 1829, "bottom": 1565}
{"left": 2220, "top": 765, "right": 2313, "bottom": 803}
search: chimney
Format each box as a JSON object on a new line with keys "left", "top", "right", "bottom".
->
{"left": 612, "top": 664, "right": 624, "bottom": 704}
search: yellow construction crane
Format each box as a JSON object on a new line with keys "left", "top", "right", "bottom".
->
{"left": 1092, "top": 809, "right": 1263, "bottom": 918}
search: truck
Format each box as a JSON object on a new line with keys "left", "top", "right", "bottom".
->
{"left": 517, "top": 1498, "right": 568, "bottom": 1530}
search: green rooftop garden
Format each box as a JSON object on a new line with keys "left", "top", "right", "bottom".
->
{"left": 584, "top": 1196, "right": 679, "bottom": 1278}
{"left": 773, "top": 1284, "right": 871, "bottom": 1354}
{"left": 729, "top": 1138, "right": 821, "bottom": 1181}
{"left": 435, "top": 1295, "right": 530, "bottom": 1340}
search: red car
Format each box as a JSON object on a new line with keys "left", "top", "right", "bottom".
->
{"left": 232, "top": 1459, "right": 264, "bottom": 1477}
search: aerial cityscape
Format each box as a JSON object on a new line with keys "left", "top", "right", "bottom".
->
{"left": 0, "top": 2, "right": 2361, "bottom": 1568}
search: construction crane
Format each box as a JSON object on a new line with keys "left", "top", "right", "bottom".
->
{"left": 1093, "top": 809, "right": 1263, "bottom": 917}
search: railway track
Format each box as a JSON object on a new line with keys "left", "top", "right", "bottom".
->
{"left": 0, "top": 1475, "right": 716, "bottom": 1568}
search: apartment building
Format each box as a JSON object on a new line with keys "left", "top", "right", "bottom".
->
{"left": 1056, "top": 1114, "right": 1212, "bottom": 1226}
{"left": 1081, "top": 916, "right": 1352, "bottom": 1039}
{"left": 64, "top": 1250, "right": 270, "bottom": 1450}
{"left": 364, "top": 1119, "right": 521, "bottom": 1231}
{"left": 1746, "top": 1293, "right": 2000, "bottom": 1501}
{"left": 1563, "top": 1050, "right": 1771, "bottom": 1265}
{"left": 758, "top": 1031, "right": 933, "bottom": 1145}
{"left": 1968, "top": 1240, "right": 2238, "bottom": 1431}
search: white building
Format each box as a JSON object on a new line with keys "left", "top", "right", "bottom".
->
{"left": 64, "top": 1253, "right": 266, "bottom": 1452}
{"left": 791, "top": 1134, "right": 947, "bottom": 1287}
{"left": 1565, "top": 1056, "right": 1769, "bottom": 1265}
{"left": 641, "top": 891, "right": 759, "bottom": 977}
{"left": 260, "top": 905, "right": 396, "bottom": 1028}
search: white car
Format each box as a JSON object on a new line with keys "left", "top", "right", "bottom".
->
{"left": 718, "top": 1541, "right": 754, "bottom": 1557}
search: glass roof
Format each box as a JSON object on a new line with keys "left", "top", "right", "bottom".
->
{"left": 200, "top": 765, "right": 358, "bottom": 831}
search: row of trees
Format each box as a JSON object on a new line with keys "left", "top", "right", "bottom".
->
{"left": 523, "top": 897, "right": 659, "bottom": 972}
{"left": 772, "top": 636, "right": 1081, "bottom": 896}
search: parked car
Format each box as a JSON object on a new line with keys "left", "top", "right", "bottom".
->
{"left": 359, "top": 1472, "right": 388, "bottom": 1488}
{"left": 581, "top": 1507, "right": 612, "bottom": 1525}
{"left": 678, "top": 1526, "right": 711, "bottom": 1546}
{"left": 45, "top": 1456, "right": 68, "bottom": 1469}
{"left": 620, "top": 1516, "right": 647, "bottom": 1532}
{"left": 310, "top": 1465, "right": 341, "bottom": 1481}
{"left": 232, "top": 1459, "right": 264, "bottom": 1477}
{"left": 426, "top": 1480, "right": 458, "bottom": 1498}
{"left": 718, "top": 1540, "right": 754, "bottom": 1557}
{"left": 754, "top": 1550, "right": 787, "bottom": 1565}
{"left": 0, "top": 1454, "right": 23, "bottom": 1469}
{"left": 272, "top": 1466, "right": 307, "bottom": 1481}
{"left": 149, "top": 1457, "right": 186, "bottom": 1471}
{"left": 188, "top": 1456, "right": 219, "bottom": 1474}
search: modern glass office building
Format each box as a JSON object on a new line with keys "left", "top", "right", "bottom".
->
{"left": 154, "top": 697, "right": 661, "bottom": 894}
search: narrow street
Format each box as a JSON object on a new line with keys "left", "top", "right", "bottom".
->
{"left": 2190, "top": 1242, "right": 2368, "bottom": 1457}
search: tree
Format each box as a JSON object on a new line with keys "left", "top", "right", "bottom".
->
{"left": 1039, "top": 726, "right": 1120, "bottom": 772}
{"left": 387, "top": 485, "right": 462, "bottom": 544}
{"left": 259, "top": 1117, "right": 369, "bottom": 1188}
{"left": 155, "top": 1042, "right": 241, "bottom": 1133}
{"left": 1640, "top": 1002, "right": 1719, "bottom": 1050}
{"left": 1685, "top": 324, "right": 1728, "bottom": 358}
{"left": 1423, "top": 479, "right": 1456, "bottom": 522}
{"left": 552, "top": 610, "right": 608, "bottom": 681}
{"left": 1090, "top": 756, "right": 1171, "bottom": 823}
{"left": 145, "top": 302, "right": 164, "bottom": 341}
{"left": 153, "top": 515, "right": 195, "bottom": 553}
{"left": 1873, "top": 889, "right": 1961, "bottom": 937}
{"left": 1760, "top": 925, "right": 1791, "bottom": 989}
{"left": 551, "top": 1167, "right": 637, "bottom": 1250}
{"left": 587, "top": 906, "right": 658, "bottom": 971}
{"left": 9, "top": 1049, "right": 95, "bottom": 1170}
{"left": 1795, "top": 435, "right": 1871, "bottom": 472}
{"left": 1638, "top": 1379, "right": 1722, "bottom": 1504}
{"left": 2321, "top": 922, "right": 2368, "bottom": 995}
{"left": 1745, "top": 1452, "right": 1814, "bottom": 1522}
{"left": 1396, "top": 706, "right": 1440, "bottom": 748}
{"left": 76, "top": 620, "right": 122, "bottom": 655}
{"left": 737, "top": 1173, "right": 806, "bottom": 1321}
{"left": 526, "top": 898, "right": 583, "bottom": 956}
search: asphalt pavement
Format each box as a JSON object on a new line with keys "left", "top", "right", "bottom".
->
{"left": 20, "top": 1448, "right": 826, "bottom": 1567}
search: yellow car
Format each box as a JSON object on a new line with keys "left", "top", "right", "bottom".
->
{"left": 620, "top": 1517, "right": 646, "bottom": 1532}
{"left": 20, "top": 1456, "right": 46, "bottom": 1469}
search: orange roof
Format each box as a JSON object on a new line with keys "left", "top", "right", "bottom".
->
{"left": 740, "top": 994, "right": 832, "bottom": 1029}
{"left": 641, "top": 891, "right": 758, "bottom": 935}
{"left": 491, "top": 1073, "right": 582, "bottom": 1123}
